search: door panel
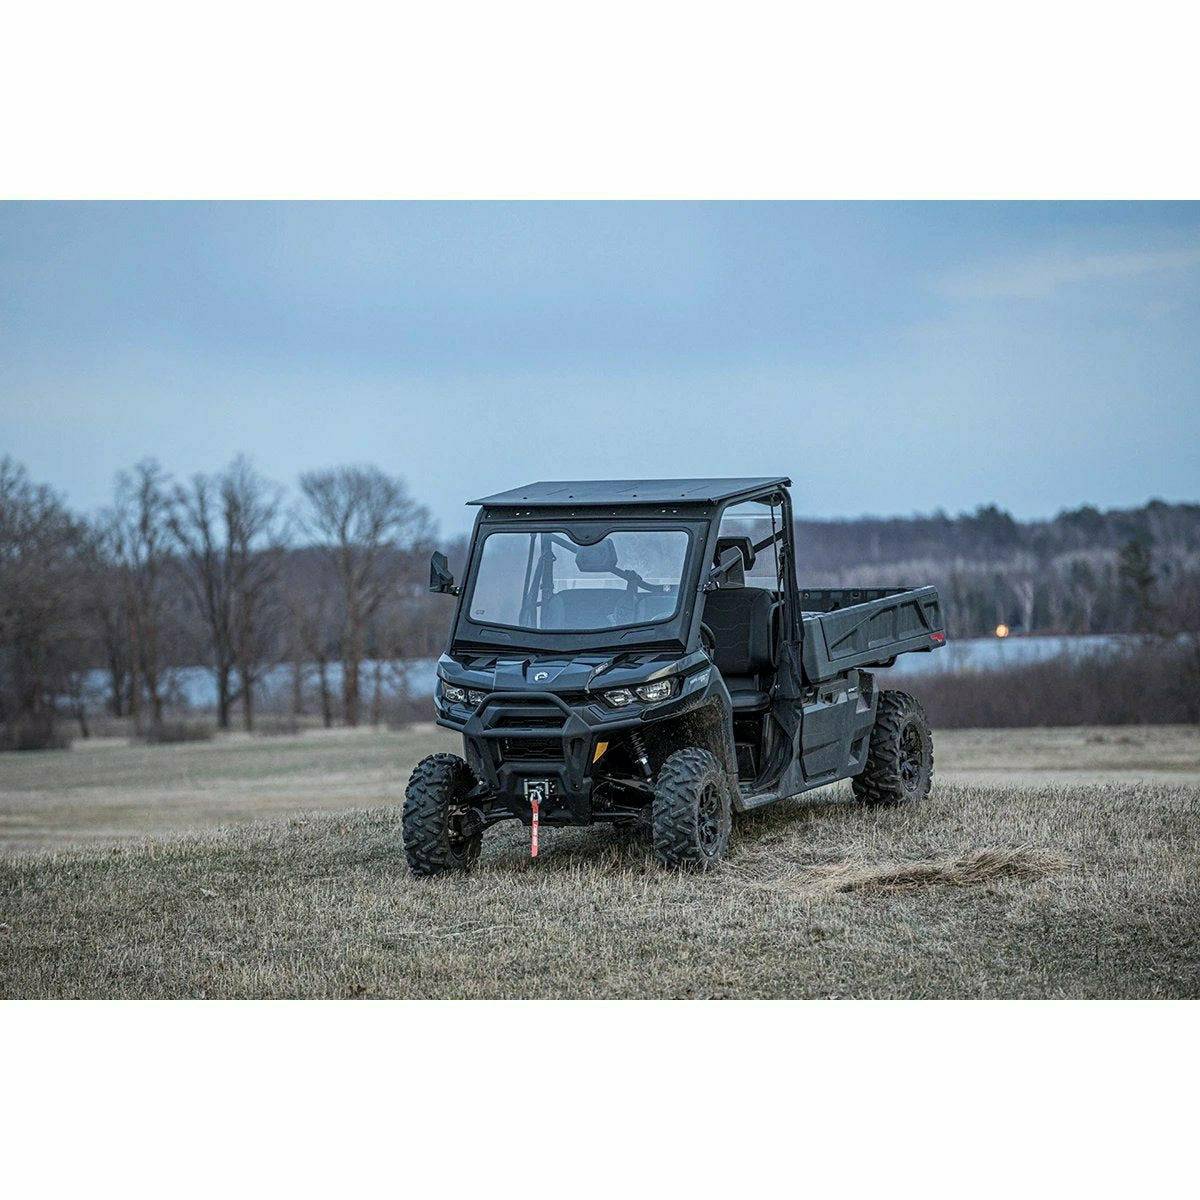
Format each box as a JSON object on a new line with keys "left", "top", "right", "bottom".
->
{"left": 800, "top": 679, "right": 856, "bottom": 782}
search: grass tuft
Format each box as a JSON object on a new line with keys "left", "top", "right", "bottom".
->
{"left": 810, "top": 846, "right": 1073, "bottom": 893}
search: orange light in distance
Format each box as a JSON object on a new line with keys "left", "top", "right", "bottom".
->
{"left": 995, "top": 623, "right": 1010, "bottom": 639}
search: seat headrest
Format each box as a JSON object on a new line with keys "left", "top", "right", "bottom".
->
{"left": 573, "top": 538, "right": 617, "bottom": 572}
{"left": 714, "top": 536, "right": 756, "bottom": 573}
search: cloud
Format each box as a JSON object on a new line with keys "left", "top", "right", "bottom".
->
{"left": 937, "top": 245, "right": 1200, "bottom": 300}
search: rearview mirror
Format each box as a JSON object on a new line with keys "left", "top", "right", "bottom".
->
{"left": 704, "top": 547, "right": 744, "bottom": 592}
{"left": 429, "top": 551, "right": 459, "bottom": 596}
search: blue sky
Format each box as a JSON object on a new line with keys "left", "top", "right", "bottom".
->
{"left": 2, "top": 202, "right": 1197, "bottom": 536}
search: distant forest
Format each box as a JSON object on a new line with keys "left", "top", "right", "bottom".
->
{"left": 794, "top": 501, "right": 1200, "bottom": 638}
{"left": 2, "top": 450, "right": 1197, "bottom": 748}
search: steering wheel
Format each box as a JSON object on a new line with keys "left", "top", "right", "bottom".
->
{"left": 700, "top": 622, "right": 717, "bottom": 658}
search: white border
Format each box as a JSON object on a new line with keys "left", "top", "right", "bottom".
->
{"left": 2, "top": 1001, "right": 1195, "bottom": 1195}
{"left": 3, "top": 3, "right": 1196, "bottom": 1190}
{"left": 3, "top": 2, "right": 1199, "bottom": 198}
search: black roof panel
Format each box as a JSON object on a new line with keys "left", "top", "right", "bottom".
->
{"left": 469, "top": 477, "right": 790, "bottom": 507}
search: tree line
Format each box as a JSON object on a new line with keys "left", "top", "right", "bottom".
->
{"left": 2, "top": 456, "right": 1197, "bottom": 750}
{"left": 795, "top": 500, "right": 1200, "bottom": 639}
{"left": 0, "top": 456, "right": 454, "bottom": 749}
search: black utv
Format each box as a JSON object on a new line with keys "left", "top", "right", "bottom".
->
{"left": 405, "top": 478, "right": 945, "bottom": 874}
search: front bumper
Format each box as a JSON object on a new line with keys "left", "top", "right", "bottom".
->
{"left": 436, "top": 673, "right": 714, "bottom": 824}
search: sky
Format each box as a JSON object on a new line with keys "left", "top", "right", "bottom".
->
{"left": 2, "top": 202, "right": 1197, "bottom": 537}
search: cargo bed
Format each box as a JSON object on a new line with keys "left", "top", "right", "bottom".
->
{"left": 799, "top": 586, "right": 945, "bottom": 683}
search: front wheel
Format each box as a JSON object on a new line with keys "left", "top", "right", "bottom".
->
{"left": 403, "top": 753, "right": 483, "bottom": 876}
{"left": 852, "top": 690, "right": 934, "bottom": 805}
{"left": 652, "top": 748, "right": 732, "bottom": 870}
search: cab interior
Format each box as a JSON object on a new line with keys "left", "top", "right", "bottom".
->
{"left": 700, "top": 512, "right": 789, "bottom": 783}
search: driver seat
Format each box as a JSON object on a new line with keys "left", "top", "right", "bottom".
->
{"left": 702, "top": 585, "right": 774, "bottom": 710}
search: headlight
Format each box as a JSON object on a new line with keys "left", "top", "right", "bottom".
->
{"left": 635, "top": 679, "right": 673, "bottom": 703}
{"left": 602, "top": 688, "right": 635, "bottom": 707}
{"left": 442, "top": 684, "right": 466, "bottom": 703}
{"left": 467, "top": 690, "right": 488, "bottom": 706}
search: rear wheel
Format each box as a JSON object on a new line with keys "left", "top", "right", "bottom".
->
{"left": 852, "top": 690, "right": 933, "bottom": 805}
{"left": 652, "top": 748, "right": 732, "bottom": 870}
{"left": 403, "top": 753, "right": 483, "bottom": 876}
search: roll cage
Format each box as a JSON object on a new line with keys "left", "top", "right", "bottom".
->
{"left": 445, "top": 477, "right": 800, "bottom": 659}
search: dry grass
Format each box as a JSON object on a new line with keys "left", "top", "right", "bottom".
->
{"left": 3, "top": 723, "right": 1198, "bottom": 858}
{"left": 2, "top": 728, "right": 1197, "bottom": 998}
{"left": 0, "top": 724, "right": 451, "bottom": 855}
{"left": 803, "top": 846, "right": 1073, "bottom": 893}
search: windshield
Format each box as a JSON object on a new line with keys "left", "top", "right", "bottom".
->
{"left": 467, "top": 528, "right": 691, "bottom": 632}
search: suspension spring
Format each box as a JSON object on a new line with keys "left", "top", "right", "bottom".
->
{"left": 628, "top": 730, "right": 652, "bottom": 779}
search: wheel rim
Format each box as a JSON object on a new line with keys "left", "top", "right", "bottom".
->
{"left": 697, "top": 781, "right": 722, "bottom": 853}
{"left": 899, "top": 723, "right": 924, "bottom": 792}
{"left": 447, "top": 801, "right": 472, "bottom": 858}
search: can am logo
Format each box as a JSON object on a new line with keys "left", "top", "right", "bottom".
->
{"left": 534, "top": 671, "right": 549, "bottom": 681}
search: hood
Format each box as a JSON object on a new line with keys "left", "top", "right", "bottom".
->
{"left": 438, "top": 649, "right": 705, "bottom": 694}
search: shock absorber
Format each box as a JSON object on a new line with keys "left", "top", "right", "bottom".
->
{"left": 628, "top": 730, "right": 652, "bottom": 779}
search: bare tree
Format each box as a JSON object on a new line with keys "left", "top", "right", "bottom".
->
{"left": 298, "top": 466, "right": 432, "bottom": 727}
{"left": 1006, "top": 553, "right": 1039, "bottom": 634}
{"left": 57, "top": 666, "right": 103, "bottom": 738}
{"left": 171, "top": 458, "right": 285, "bottom": 731}
{"left": 80, "top": 521, "right": 134, "bottom": 717}
{"left": 224, "top": 459, "right": 286, "bottom": 731}
{"left": 366, "top": 594, "right": 429, "bottom": 727}
{"left": 1065, "top": 555, "right": 1102, "bottom": 634}
{"left": 170, "top": 473, "right": 237, "bottom": 728}
{"left": 367, "top": 610, "right": 404, "bottom": 727}
{"left": 282, "top": 557, "right": 339, "bottom": 728}
{"left": 1158, "top": 570, "right": 1200, "bottom": 722}
{"left": 107, "top": 461, "right": 174, "bottom": 728}
{"left": 282, "top": 602, "right": 310, "bottom": 721}
{"left": 0, "top": 458, "right": 88, "bottom": 747}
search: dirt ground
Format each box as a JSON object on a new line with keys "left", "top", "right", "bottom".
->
{"left": 1, "top": 723, "right": 1197, "bottom": 856}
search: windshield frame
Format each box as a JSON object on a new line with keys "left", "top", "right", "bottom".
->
{"left": 465, "top": 524, "right": 693, "bottom": 636}
{"left": 451, "top": 514, "right": 712, "bottom": 654}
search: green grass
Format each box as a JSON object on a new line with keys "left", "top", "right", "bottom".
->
{"left": 2, "top": 726, "right": 1197, "bottom": 998}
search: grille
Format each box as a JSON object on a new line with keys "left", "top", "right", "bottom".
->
{"left": 499, "top": 736, "right": 564, "bottom": 762}
{"left": 493, "top": 713, "right": 563, "bottom": 729}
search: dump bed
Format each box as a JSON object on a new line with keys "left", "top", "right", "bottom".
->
{"left": 799, "top": 586, "right": 945, "bottom": 683}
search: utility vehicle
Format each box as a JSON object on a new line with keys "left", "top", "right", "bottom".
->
{"left": 404, "top": 478, "right": 945, "bottom": 874}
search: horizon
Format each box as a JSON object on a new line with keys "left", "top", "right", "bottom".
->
{"left": 3, "top": 201, "right": 1198, "bottom": 537}
{"left": 6, "top": 451, "right": 1191, "bottom": 541}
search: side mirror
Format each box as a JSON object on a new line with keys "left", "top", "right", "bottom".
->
{"left": 429, "top": 551, "right": 459, "bottom": 596}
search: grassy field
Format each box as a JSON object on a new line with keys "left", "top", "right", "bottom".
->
{"left": 0, "top": 725, "right": 453, "bottom": 855}
{"left": 2, "top": 725, "right": 1198, "bottom": 998}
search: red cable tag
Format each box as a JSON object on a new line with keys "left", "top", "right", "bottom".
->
{"left": 530, "top": 794, "right": 539, "bottom": 857}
